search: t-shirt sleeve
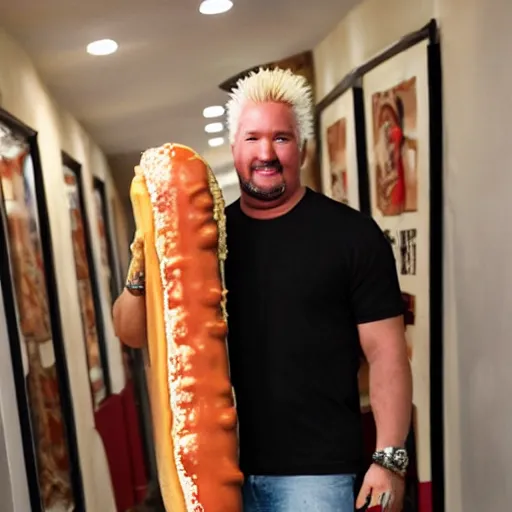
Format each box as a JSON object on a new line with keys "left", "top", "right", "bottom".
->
{"left": 349, "top": 218, "right": 404, "bottom": 324}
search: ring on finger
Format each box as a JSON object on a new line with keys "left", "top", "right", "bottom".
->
{"left": 379, "top": 490, "right": 393, "bottom": 510}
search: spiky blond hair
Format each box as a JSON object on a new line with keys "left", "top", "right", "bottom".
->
{"left": 226, "top": 67, "right": 314, "bottom": 145}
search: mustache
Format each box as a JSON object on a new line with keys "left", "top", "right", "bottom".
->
{"left": 250, "top": 159, "right": 283, "bottom": 173}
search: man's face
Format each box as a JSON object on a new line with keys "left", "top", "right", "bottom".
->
{"left": 231, "top": 101, "right": 304, "bottom": 205}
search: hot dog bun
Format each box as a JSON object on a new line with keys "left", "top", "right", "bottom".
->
{"left": 129, "top": 143, "right": 243, "bottom": 511}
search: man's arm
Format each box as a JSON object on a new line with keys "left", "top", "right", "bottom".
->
{"left": 112, "top": 232, "right": 147, "bottom": 348}
{"left": 358, "top": 315, "right": 412, "bottom": 449}
{"left": 112, "top": 289, "right": 147, "bottom": 348}
{"left": 350, "top": 219, "right": 412, "bottom": 510}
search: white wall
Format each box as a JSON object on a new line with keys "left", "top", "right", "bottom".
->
{"left": 435, "top": 0, "right": 512, "bottom": 510}
{"left": 0, "top": 27, "right": 129, "bottom": 511}
{"left": 313, "top": 0, "right": 436, "bottom": 104}
{"left": 315, "top": 0, "right": 512, "bottom": 510}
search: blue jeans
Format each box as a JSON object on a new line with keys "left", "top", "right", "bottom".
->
{"left": 242, "top": 474, "right": 356, "bottom": 512}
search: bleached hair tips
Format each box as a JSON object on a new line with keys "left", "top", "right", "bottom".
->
{"left": 226, "top": 67, "right": 314, "bottom": 144}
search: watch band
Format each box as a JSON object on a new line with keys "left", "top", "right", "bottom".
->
{"left": 372, "top": 447, "right": 409, "bottom": 477}
{"left": 126, "top": 270, "right": 145, "bottom": 296}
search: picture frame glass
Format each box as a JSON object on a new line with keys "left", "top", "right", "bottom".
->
{"left": 93, "top": 185, "right": 117, "bottom": 305}
{"left": 319, "top": 88, "right": 361, "bottom": 210}
{"left": 62, "top": 164, "right": 108, "bottom": 407}
{"left": 0, "top": 121, "right": 77, "bottom": 510}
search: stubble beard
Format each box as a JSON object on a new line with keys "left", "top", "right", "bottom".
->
{"left": 239, "top": 177, "right": 286, "bottom": 202}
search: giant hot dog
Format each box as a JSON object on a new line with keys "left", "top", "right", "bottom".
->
{"left": 129, "top": 143, "right": 243, "bottom": 512}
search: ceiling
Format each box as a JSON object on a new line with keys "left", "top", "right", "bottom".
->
{"left": 0, "top": 0, "right": 359, "bottom": 205}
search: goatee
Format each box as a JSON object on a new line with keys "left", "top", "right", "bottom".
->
{"left": 238, "top": 158, "right": 286, "bottom": 202}
{"left": 239, "top": 179, "right": 286, "bottom": 201}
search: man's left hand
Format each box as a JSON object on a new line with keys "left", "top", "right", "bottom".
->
{"left": 355, "top": 463, "right": 405, "bottom": 511}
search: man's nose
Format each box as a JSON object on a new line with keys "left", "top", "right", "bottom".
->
{"left": 257, "top": 139, "right": 277, "bottom": 161}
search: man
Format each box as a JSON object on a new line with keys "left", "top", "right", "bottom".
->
{"left": 113, "top": 67, "right": 412, "bottom": 512}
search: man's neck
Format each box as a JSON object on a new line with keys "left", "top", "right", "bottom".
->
{"left": 240, "top": 186, "right": 306, "bottom": 220}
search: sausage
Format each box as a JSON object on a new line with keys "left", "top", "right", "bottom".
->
{"left": 129, "top": 143, "right": 243, "bottom": 512}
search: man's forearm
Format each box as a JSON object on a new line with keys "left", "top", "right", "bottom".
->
{"left": 112, "top": 289, "right": 147, "bottom": 348}
{"left": 369, "top": 354, "right": 413, "bottom": 449}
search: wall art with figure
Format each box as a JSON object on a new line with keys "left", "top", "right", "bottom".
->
{"left": 362, "top": 38, "right": 434, "bottom": 509}
{"left": 63, "top": 163, "right": 108, "bottom": 408}
{"left": 0, "top": 120, "right": 76, "bottom": 511}
{"left": 93, "top": 178, "right": 120, "bottom": 306}
{"left": 94, "top": 188, "right": 113, "bottom": 304}
{"left": 319, "top": 87, "right": 364, "bottom": 210}
{"left": 371, "top": 77, "right": 418, "bottom": 217}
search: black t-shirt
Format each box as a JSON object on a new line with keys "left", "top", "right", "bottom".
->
{"left": 224, "top": 187, "right": 403, "bottom": 476}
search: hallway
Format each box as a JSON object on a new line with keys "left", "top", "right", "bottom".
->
{"left": 1, "top": 0, "right": 512, "bottom": 511}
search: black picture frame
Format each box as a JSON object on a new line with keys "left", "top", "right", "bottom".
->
{"left": 315, "top": 19, "right": 444, "bottom": 512}
{"left": 62, "top": 152, "right": 112, "bottom": 404}
{"left": 92, "top": 176, "right": 122, "bottom": 304}
{"left": 315, "top": 82, "right": 370, "bottom": 213}
{"left": 0, "top": 108, "right": 85, "bottom": 511}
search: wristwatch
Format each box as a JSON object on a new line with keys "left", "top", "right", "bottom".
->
{"left": 372, "top": 447, "right": 409, "bottom": 477}
{"left": 125, "top": 270, "right": 145, "bottom": 297}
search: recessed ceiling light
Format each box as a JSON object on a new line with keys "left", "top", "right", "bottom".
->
{"left": 199, "top": 0, "right": 233, "bottom": 15}
{"left": 205, "top": 122, "right": 223, "bottom": 133}
{"left": 86, "top": 39, "right": 118, "bottom": 56}
{"left": 203, "top": 105, "right": 225, "bottom": 118}
{"left": 208, "top": 137, "right": 225, "bottom": 147}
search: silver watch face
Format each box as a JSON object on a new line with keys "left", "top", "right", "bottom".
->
{"left": 393, "top": 448, "right": 409, "bottom": 469}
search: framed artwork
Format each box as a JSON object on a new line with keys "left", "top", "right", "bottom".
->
{"left": 0, "top": 108, "right": 84, "bottom": 511}
{"left": 62, "top": 153, "right": 111, "bottom": 408}
{"left": 92, "top": 177, "right": 121, "bottom": 306}
{"left": 315, "top": 18, "right": 443, "bottom": 512}
{"left": 316, "top": 85, "right": 369, "bottom": 211}
{"left": 359, "top": 20, "right": 444, "bottom": 512}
